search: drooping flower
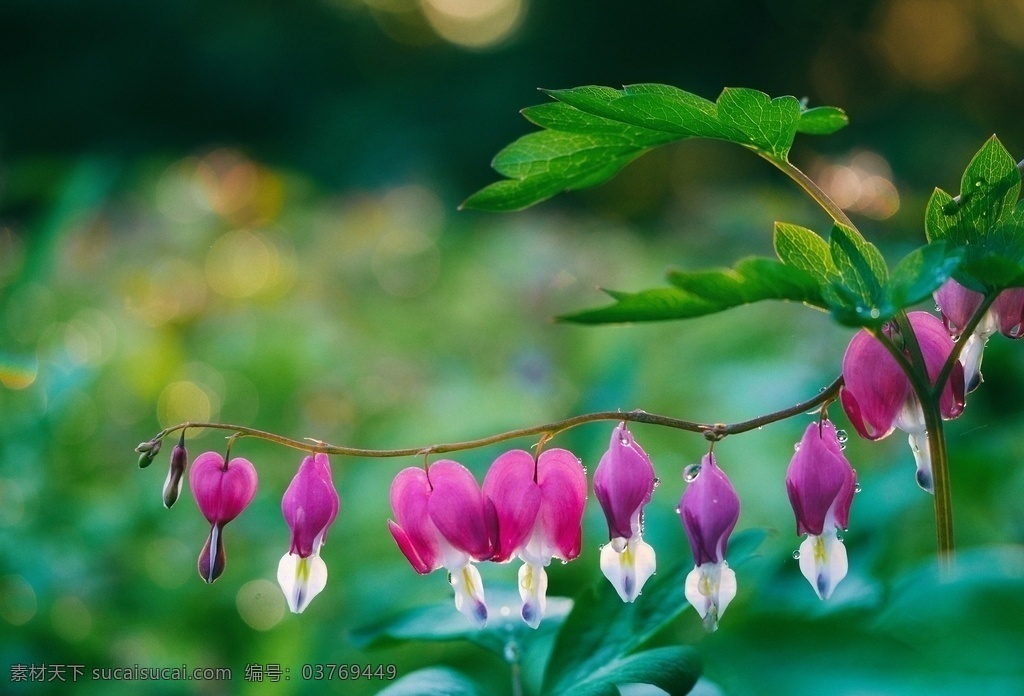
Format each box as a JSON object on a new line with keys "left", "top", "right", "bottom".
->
{"left": 786, "top": 420, "right": 857, "bottom": 600}
{"left": 188, "top": 451, "right": 258, "bottom": 583}
{"left": 482, "top": 448, "right": 586, "bottom": 628}
{"left": 840, "top": 311, "right": 965, "bottom": 493}
{"left": 162, "top": 432, "right": 189, "bottom": 509}
{"left": 678, "top": 453, "right": 740, "bottom": 632}
{"left": 277, "top": 453, "right": 340, "bottom": 614}
{"left": 388, "top": 460, "right": 492, "bottom": 627}
{"left": 593, "top": 422, "right": 657, "bottom": 603}
{"left": 934, "top": 279, "right": 1024, "bottom": 391}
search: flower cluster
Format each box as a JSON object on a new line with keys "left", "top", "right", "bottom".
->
{"left": 388, "top": 448, "right": 587, "bottom": 628}
{"left": 159, "top": 438, "right": 342, "bottom": 614}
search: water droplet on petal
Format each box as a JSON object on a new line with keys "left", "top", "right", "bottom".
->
{"left": 619, "top": 436, "right": 629, "bottom": 445}
{"left": 683, "top": 464, "right": 702, "bottom": 482}
{"left": 854, "top": 483, "right": 863, "bottom": 493}
{"left": 792, "top": 550, "right": 801, "bottom": 560}
{"left": 793, "top": 442, "right": 801, "bottom": 452}
{"left": 835, "top": 429, "right": 848, "bottom": 444}
{"left": 652, "top": 477, "right": 661, "bottom": 489}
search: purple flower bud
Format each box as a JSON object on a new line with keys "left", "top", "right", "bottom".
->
{"left": 277, "top": 453, "right": 340, "bottom": 613}
{"left": 786, "top": 421, "right": 857, "bottom": 600}
{"left": 188, "top": 451, "right": 258, "bottom": 583}
{"left": 786, "top": 421, "right": 856, "bottom": 537}
{"left": 594, "top": 423, "right": 657, "bottom": 603}
{"left": 282, "top": 453, "right": 340, "bottom": 558}
{"left": 162, "top": 433, "right": 188, "bottom": 509}
{"left": 594, "top": 423, "right": 656, "bottom": 542}
{"left": 679, "top": 453, "right": 740, "bottom": 631}
{"left": 679, "top": 454, "right": 739, "bottom": 566}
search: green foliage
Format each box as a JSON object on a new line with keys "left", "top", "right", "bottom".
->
{"left": 561, "top": 223, "right": 961, "bottom": 328}
{"left": 377, "top": 667, "right": 483, "bottom": 696}
{"left": 559, "top": 258, "right": 823, "bottom": 324}
{"left": 925, "top": 136, "right": 1024, "bottom": 291}
{"left": 541, "top": 560, "right": 701, "bottom": 695}
{"left": 463, "top": 85, "right": 847, "bottom": 211}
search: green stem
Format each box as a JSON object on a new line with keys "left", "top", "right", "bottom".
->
{"left": 871, "top": 320, "right": 954, "bottom": 563}
{"left": 138, "top": 376, "right": 843, "bottom": 460}
{"left": 759, "top": 154, "right": 856, "bottom": 228}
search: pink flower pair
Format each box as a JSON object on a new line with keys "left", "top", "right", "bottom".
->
{"left": 388, "top": 449, "right": 586, "bottom": 628}
{"left": 186, "top": 447, "right": 340, "bottom": 614}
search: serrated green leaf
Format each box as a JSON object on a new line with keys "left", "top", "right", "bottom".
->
{"left": 773, "top": 222, "right": 836, "bottom": 283}
{"left": 560, "top": 646, "right": 701, "bottom": 696}
{"left": 924, "top": 136, "right": 1024, "bottom": 291}
{"left": 716, "top": 87, "right": 802, "bottom": 159}
{"left": 559, "top": 256, "right": 824, "bottom": 324}
{"left": 465, "top": 83, "right": 848, "bottom": 211}
{"left": 796, "top": 105, "right": 849, "bottom": 135}
{"left": 827, "top": 223, "right": 891, "bottom": 323}
{"left": 888, "top": 241, "right": 963, "bottom": 308}
{"left": 667, "top": 256, "right": 825, "bottom": 308}
{"left": 376, "top": 667, "right": 481, "bottom": 696}
{"left": 558, "top": 287, "right": 718, "bottom": 324}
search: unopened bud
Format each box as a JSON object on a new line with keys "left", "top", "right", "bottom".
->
{"left": 163, "top": 433, "right": 188, "bottom": 509}
{"left": 136, "top": 438, "right": 162, "bottom": 468}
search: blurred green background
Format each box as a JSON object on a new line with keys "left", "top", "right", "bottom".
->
{"left": 2, "top": 0, "right": 1023, "bottom": 694}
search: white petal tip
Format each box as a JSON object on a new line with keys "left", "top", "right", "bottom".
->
{"left": 277, "top": 553, "right": 328, "bottom": 614}
{"left": 600, "top": 536, "right": 656, "bottom": 603}
{"left": 685, "top": 562, "right": 736, "bottom": 630}
{"left": 798, "top": 533, "right": 848, "bottom": 600}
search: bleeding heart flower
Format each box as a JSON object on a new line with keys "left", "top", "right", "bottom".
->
{"left": 786, "top": 420, "right": 857, "bottom": 599}
{"left": 679, "top": 453, "right": 740, "bottom": 632}
{"left": 593, "top": 422, "right": 657, "bottom": 603}
{"left": 482, "top": 447, "right": 586, "bottom": 627}
{"left": 277, "top": 453, "right": 340, "bottom": 613}
{"left": 189, "top": 451, "right": 258, "bottom": 583}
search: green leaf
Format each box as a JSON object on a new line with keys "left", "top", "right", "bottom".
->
{"left": 666, "top": 257, "right": 824, "bottom": 308}
{"left": 773, "top": 222, "right": 836, "bottom": 284}
{"left": 924, "top": 136, "right": 1024, "bottom": 291}
{"left": 542, "top": 560, "right": 701, "bottom": 695}
{"left": 795, "top": 105, "right": 849, "bottom": 135}
{"left": 464, "top": 84, "right": 847, "bottom": 211}
{"left": 825, "top": 223, "right": 891, "bottom": 325}
{"left": 888, "top": 241, "right": 963, "bottom": 308}
{"left": 351, "top": 587, "right": 572, "bottom": 657}
{"left": 376, "top": 667, "right": 481, "bottom": 696}
{"left": 559, "top": 257, "right": 824, "bottom": 324}
{"left": 716, "top": 87, "right": 802, "bottom": 159}
{"left": 560, "top": 646, "right": 701, "bottom": 696}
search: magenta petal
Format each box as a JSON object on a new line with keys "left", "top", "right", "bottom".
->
{"left": 282, "top": 453, "right": 341, "bottom": 557}
{"left": 388, "top": 519, "right": 433, "bottom": 574}
{"left": 994, "top": 288, "right": 1024, "bottom": 338}
{"left": 907, "top": 312, "right": 964, "bottom": 419}
{"left": 841, "top": 330, "right": 909, "bottom": 440}
{"left": 482, "top": 450, "right": 541, "bottom": 562}
{"left": 189, "top": 451, "right": 258, "bottom": 525}
{"left": 535, "top": 448, "right": 587, "bottom": 561}
{"left": 679, "top": 454, "right": 740, "bottom": 566}
{"left": 594, "top": 423, "right": 656, "bottom": 540}
{"left": 934, "top": 279, "right": 983, "bottom": 334}
{"left": 427, "top": 460, "right": 491, "bottom": 560}
{"left": 786, "top": 422, "right": 856, "bottom": 536}
{"left": 389, "top": 467, "right": 439, "bottom": 572}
